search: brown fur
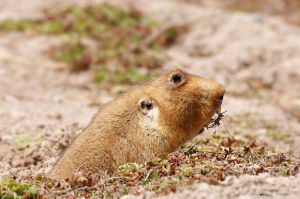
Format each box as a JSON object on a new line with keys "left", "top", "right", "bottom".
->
{"left": 48, "top": 69, "right": 225, "bottom": 180}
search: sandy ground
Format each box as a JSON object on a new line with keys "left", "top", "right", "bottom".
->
{"left": 0, "top": 0, "right": 300, "bottom": 198}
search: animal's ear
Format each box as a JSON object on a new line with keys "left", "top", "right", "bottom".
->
{"left": 138, "top": 97, "right": 155, "bottom": 115}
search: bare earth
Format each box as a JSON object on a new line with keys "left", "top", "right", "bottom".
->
{"left": 0, "top": 0, "right": 300, "bottom": 198}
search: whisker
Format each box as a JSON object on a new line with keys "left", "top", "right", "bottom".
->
{"left": 212, "top": 107, "right": 218, "bottom": 114}
{"left": 205, "top": 106, "right": 213, "bottom": 114}
{"left": 201, "top": 110, "right": 208, "bottom": 120}
{"left": 221, "top": 116, "right": 234, "bottom": 139}
{"left": 214, "top": 99, "right": 223, "bottom": 102}
{"left": 207, "top": 106, "right": 218, "bottom": 115}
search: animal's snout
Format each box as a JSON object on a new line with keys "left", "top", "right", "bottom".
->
{"left": 196, "top": 76, "right": 225, "bottom": 105}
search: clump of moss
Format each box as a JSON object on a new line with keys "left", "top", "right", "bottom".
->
{"left": 180, "top": 164, "right": 192, "bottom": 177}
{"left": 51, "top": 38, "right": 91, "bottom": 72}
{"left": 0, "top": 178, "right": 39, "bottom": 199}
{"left": 0, "top": 19, "right": 34, "bottom": 31}
{"left": 15, "top": 131, "right": 42, "bottom": 150}
{"left": 117, "top": 163, "right": 140, "bottom": 177}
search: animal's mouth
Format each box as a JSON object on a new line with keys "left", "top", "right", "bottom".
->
{"left": 197, "top": 127, "right": 205, "bottom": 135}
{"left": 197, "top": 92, "right": 225, "bottom": 135}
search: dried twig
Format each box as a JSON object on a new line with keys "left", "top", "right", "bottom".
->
{"left": 204, "top": 111, "right": 226, "bottom": 129}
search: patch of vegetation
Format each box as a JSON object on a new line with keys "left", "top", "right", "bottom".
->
{"left": 96, "top": 65, "right": 155, "bottom": 85}
{"left": 180, "top": 164, "right": 192, "bottom": 177}
{"left": 4, "top": 134, "right": 296, "bottom": 198}
{"left": 0, "top": 4, "right": 187, "bottom": 86}
{"left": 15, "top": 132, "right": 42, "bottom": 150}
{"left": 117, "top": 163, "right": 139, "bottom": 177}
{"left": 224, "top": 0, "right": 300, "bottom": 26}
{"left": 233, "top": 113, "right": 279, "bottom": 131}
{"left": 0, "top": 19, "right": 34, "bottom": 31}
{"left": 0, "top": 178, "right": 39, "bottom": 198}
{"left": 267, "top": 130, "right": 291, "bottom": 141}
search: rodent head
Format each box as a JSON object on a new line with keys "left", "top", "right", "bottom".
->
{"left": 138, "top": 69, "right": 225, "bottom": 146}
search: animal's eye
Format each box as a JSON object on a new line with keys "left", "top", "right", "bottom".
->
{"left": 171, "top": 74, "right": 182, "bottom": 84}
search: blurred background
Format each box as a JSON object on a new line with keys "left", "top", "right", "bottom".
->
{"left": 0, "top": 0, "right": 299, "bottom": 197}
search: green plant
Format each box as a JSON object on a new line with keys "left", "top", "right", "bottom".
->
{"left": 0, "top": 178, "right": 39, "bottom": 198}
{"left": 15, "top": 132, "right": 42, "bottom": 150}
{"left": 180, "top": 164, "right": 192, "bottom": 177}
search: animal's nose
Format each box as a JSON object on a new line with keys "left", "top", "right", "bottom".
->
{"left": 219, "top": 95, "right": 224, "bottom": 101}
{"left": 219, "top": 94, "right": 224, "bottom": 105}
{"left": 216, "top": 86, "right": 225, "bottom": 105}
